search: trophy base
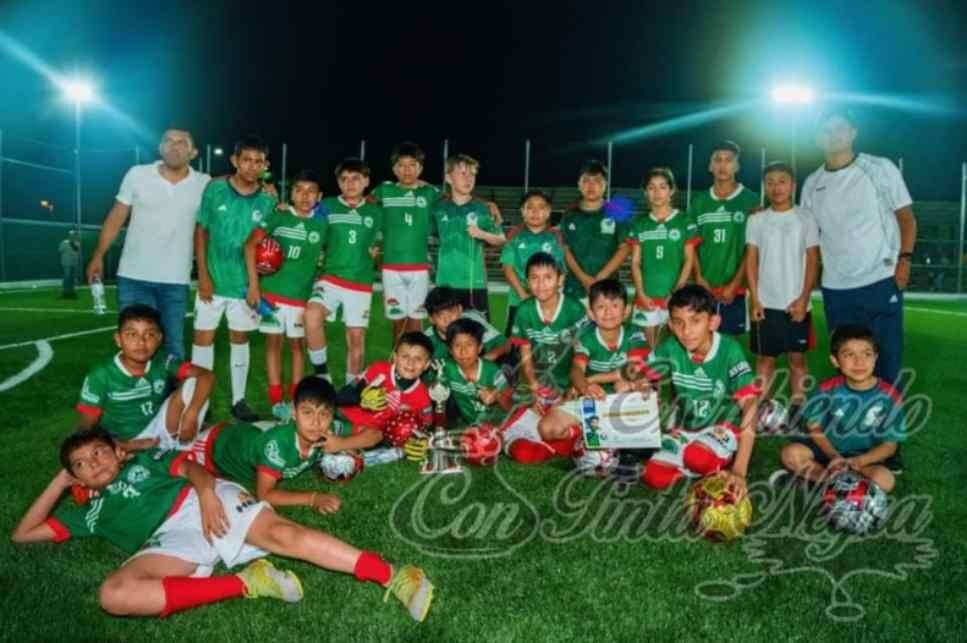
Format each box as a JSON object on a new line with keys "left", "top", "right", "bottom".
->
{"left": 420, "top": 454, "right": 463, "bottom": 476}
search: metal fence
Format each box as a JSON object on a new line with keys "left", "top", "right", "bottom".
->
{"left": 1, "top": 132, "right": 964, "bottom": 293}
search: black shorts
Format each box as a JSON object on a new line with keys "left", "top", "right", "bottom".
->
{"left": 716, "top": 294, "right": 748, "bottom": 335}
{"left": 453, "top": 288, "right": 490, "bottom": 320}
{"left": 789, "top": 436, "right": 860, "bottom": 467}
{"left": 750, "top": 309, "right": 813, "bottom": 357}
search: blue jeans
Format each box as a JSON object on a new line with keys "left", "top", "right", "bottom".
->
{"left": 117, "top": 276, "right": 189, "bottom": 360}
{"left": 822, "top": 277, "right": 903, "bottom": 385}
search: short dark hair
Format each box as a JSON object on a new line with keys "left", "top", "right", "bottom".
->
{"left": 118, "top": 304, "right": 163, "bottom": 334}
{"left": 816, "top": 106, "right": 858, "bottom": 130}
{"left": 291, "top": 169, "right": 322, "bottom": 191}
{"left": 335, "top": 157, "right": 370, "bottom": 178}
{"left": 234, "top": 135, "right": 269, "bottom": 157}
{"left": 525, "top": 251, "right": 562, "bottom": 277}
{"left": 391, "top": 142, "right": 426, "bottom": 166}
{"left": 397, "top": 331, "right": 434, "bottom": 358}
{"left": 588, "top": 278, "right": 626, "bottom": 305}
{"left": 60, "top": 426, "right": 115, "bottom": 471}
{"left": 763, "top": 161, "right": 795, "bottom": 180}
{"left": 445, "top": 317, "right": 484, "bottom": 348}
{"left": 161, "top": 126, "right": 195, "bottom": 145}
{"left": 579, "top": 160, "right": 609, "bottom": 180}
{"left": 293, "top": 376, "right": 337, "bottom": 410}
{"left": 520, "top": 189, "right": 552, "bottom": 208}
{"left": 642, "top": 166, "right": 676, "bottom": 191}
{"left": 668, "top": 285, "right": 716, "bottom": 315}
{"left": 710, "top": 140, "right": 741, "bottom": 158}
{"left": 425, "top": 286, "right": 461, "bottom": 316}
{"left": 830, "top": 325, "right": 878, "bottom": 356}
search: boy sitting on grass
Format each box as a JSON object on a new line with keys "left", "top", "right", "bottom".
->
{"left": 11, "top": 427, "right": 435, "bottom": 621}
{"left": 771, "top": 325, "right": 905, "bottom": 493}
{"left": 191, "top": 377, "right": 378, "bottom": 515}
{"left": 76, "top": 304, "right": 214, "bottom": 453}
{"left": 439, "top": 318, "right": 512, "bottom": 427}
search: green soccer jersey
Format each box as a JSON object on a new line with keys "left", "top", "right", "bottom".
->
{"left": 371, "top": 182, "right": 440, "bottom": 269}
{"left": 625, "top": 210, "right": 699, "bottom": 299}
{"left": 210, "top": 421, "right": 347, "bottom": 484}
{"left": 687, "top": 185, "right": 760, "bottom": 288}
{"left": 431, "top": 197, "right": 501, "bottom": 289}
{"left": 77, "top": 352, "right": 188, "bottom": 441}
{"left": 510, "top": 294, "right": 587, "bottom": 391}
{"left": 646, "top": 332, "right": 757, "bottom": 430}
{"left": 560, "top": 206, "right": 627, "bottom": 298}
{"left": 49, "top": 450, "right": 192, "bottom": 554}
{"left": 319, "top": 196, "right": 383, "bottom": 287}
{"left": 500, "top": 226, "right": 566, "bottom": 306}
{"left": 441, "top": 357, "right": 509, "bottom": 426}
{"left": 197, "top": 178, "right": 277, "bottom": 297}
{"left": 425, "top": 310, "right": 507, "bottom": 364}
{"left": 258, "top": 207, "right": 328, "bottom": 305}
{"left": 573, "top": 322, "right": 650, "bottom": 393}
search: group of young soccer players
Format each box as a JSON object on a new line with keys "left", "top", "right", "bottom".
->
{"left": 13, "top": 136, "right": 907, "bottom": 622}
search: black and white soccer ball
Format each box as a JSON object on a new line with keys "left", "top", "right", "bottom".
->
{"left": 821, "top": 470, "right": 889, "bottom": 535}
{"left": 757, "top": 399, "right": 790, "bottom": 436}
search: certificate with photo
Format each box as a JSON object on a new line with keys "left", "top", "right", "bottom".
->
{"left": 577, "top": 391, "right": 661, "bottom": 449}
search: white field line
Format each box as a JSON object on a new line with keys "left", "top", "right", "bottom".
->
{"left": 0, "top": 341, "right": 53, "bottom": 392}
{"left": 0, "top": 307, "right": 118, "bottom": 314}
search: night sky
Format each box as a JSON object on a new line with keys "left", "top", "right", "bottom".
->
{"left": 1, "top": 0, "right": 966, "bottom": 202}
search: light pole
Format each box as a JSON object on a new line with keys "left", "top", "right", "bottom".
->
{"left": 62, "top": 79, "right": 96, "bottom": 277}
{"left": 770, "top": 84, "right": 815, "bottom": 199}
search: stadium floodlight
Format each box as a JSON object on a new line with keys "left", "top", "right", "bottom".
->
{"left": 771, "top": 84, "right": 815, "bottom": 105}
{"left": 213, "top": 146, "right": 224, "bottom": 156}
{"left": 62, "top": 79, "right": 96, "bottom": 104}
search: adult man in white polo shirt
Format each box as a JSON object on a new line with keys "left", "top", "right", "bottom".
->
{"left": 86, "top": 127, "right": 210, "bottom": 359}
{"left": 801, "top": 108, "right": 917, "bottom": 388}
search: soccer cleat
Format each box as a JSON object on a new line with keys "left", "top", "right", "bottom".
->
{"left": 384, "top": 564, "right": 434, "bottom": 622}
{"left": 884, "top": 447, "right": 904, "bottom": 476}
{"left": 238, "top": 559, "right": 304, "bottom": 603}
{"left": 232, "top": 399, "right": 261, "bottom": 422}
{"left": 271, "top": 401, "right": 292, "bottom": 422}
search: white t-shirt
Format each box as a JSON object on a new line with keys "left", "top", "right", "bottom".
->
{"left": 746, "top": 206, "right": 819, "bottom": 310}
{"left": 115, "top": 162, "right": 210, "bottom": 284}
{"left": 800, "top": 153, "right": 911, "bottom": 290}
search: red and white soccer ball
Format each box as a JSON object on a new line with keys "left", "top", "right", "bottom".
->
{"left": 318, "top": 450, "right": 364, "bottom": 482}
{"left": 255, "top": 237, "right": 284, "bottom": 275}
{"left": 460, "top": 423, "right": 502, "bottom": 466}
{"left": 821, "top": 470, "right": 889, "bottom": 535}
{"left": 383, "top": 410, "right": 422, "bottom": 447}
{"left": 571, "top": 438, "right": 619, "bottom": 479}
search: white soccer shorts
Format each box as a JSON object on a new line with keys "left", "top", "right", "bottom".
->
{"left": 381, "top": 269, "right": 430, "bottom": 320}
{"left": 259, "top": 302, "right": 306, "bottom": 338}
{"left": 193, "top": 294, "right": 259, "bottom": 332}
{"left": 135, "top": 377, "right": 209, "bottom": 451}
{"left": 631, "top": 305, "right": 669, "bottom": 328}
{"left": 308, "top": 279, "right": 372, "bottom": 328}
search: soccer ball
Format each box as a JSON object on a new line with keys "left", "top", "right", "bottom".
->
{"left": 757, "top": 399, "right": 790, "bottom": 435}
{"left": 821, "top": 470, "right": 889, "bottom": 535}
{"left": 255, "top": 237, "right": 283, "bottom": 275}
{"left": 383, "top": 410, "right": 422, "bottom": 447}
{"left": 572, "top": 438, "right": 618, "bottom": 479}
{"left": 460, "top": 423, "right": 501, "bottom": 466}
{"left": 686, "top": 475, "right": 753, "bottom": 542}
{"left": 318, "top": 450, "right": 364, "bottom": 482}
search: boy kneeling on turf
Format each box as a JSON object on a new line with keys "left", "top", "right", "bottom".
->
{"left": 640, "top": 285, "right": 759, "bottom": 497}
{"left": 76, "top": 304, "right": 214, "bottom": 453}
{"left": 191, "top": 377, "right": 375, "bottom": 514}
{"left": 440, "top": 318, "right": 512, "bottom": 426}
{"left": 11, "top": 427, "right": 434, "bottom": 621}
{"left": 424, "top": 285, "right": 511, "bottom": 368}
{"left": 772, "top": 325, "right": 904, "bottom": 493}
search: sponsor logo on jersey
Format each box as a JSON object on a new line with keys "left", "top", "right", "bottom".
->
{"left": 126, "top": 464, "right": 151, "bottom": 484}
{"left": 729, "top": 362, "right": 752, "bottom": 379}
{"left": 669, "top": 228, "right": 682, "bottom": 241}
{"left": 308, "top": 231, "right": 321, "bottom": 244}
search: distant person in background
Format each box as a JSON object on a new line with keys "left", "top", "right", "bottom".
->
{"left": 86, "top": 127, "right": 210, "bottom": 360}
{"left": 58, "top": 229, "right": 81, "bottom": 299}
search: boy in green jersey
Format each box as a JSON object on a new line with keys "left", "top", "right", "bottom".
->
{"left": 640, "top": 285, "right": 760, "bottom": 498}
{"left": 192, "top": 376, "right": 381, "bottom": 512}
{"left": 423, "top": 285, "right": 510, "bottom": 366}
{"left": 304, "top": 158, "right": 383, "bottom": 385}
{"left": 626, "top": 167, "right": 700, "bottom": 347}
{"left": 440, "top": 317, "right": 511, "bottom": 426}
{"left": 688, "top": 140, "right": 761, "bottom": 336}
{"left": 501, "top": 189, "right": 566, "bottom": 335}
{"left": 371, "top": 142, "right": 440, "bottom": 339}
{"left": 560, "top": 160, "right": 630, "bottom": 304}
{"left": 431, "top": 154, "right": 505, "bottom": 319}
{"left": 192, "top": 135, "right": 278, "bottom": 422}
{"left": 76, "top": 304, "right": 214, "bottom": 454}
{"left": 244, "top": 170, "right": 328, "bottom": 420}
{"left": 12, "top": 427, "right": 435, "bottom": 621}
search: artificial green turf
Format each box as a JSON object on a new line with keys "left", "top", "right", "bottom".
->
{"left": 0, "top": 286, "right": 965, "bottom": 641}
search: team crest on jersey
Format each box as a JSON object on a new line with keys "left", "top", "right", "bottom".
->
{"left": 733, "top": 211, "right": 746, "bottom": 223}
{"left": 153, "top": 380, "right": 165, "bottom": 395}
{"left": 864, "top": 404, "right": 886, "bottom": 427}
{"left": 264, "top": 441, "right": 285, "bottom": 468}
{"left": 252, "top": 210, "right": 263, "bottom": 222}
{"left": 669, "top": 229, "right": 682, "bottom": 241}
{"left": 542, "top": 242, "right": 553, "bottom": 252}
{"left": 364, "top": 217, "right": 373, "bottom": 228}
{"left": 416, "top": 196, "right": 428, "bottom": 208}
{"left": 126, "top": 464, "right": 151, "bottom": 485}
{"left": 714, "top": 380, "right": 726, "bottom": 397}
{"left": 601, "top": 218, "right": 615, "bottom": 234}
{"left": 309, "top": 231, "right": 321, "bottom": 244}
{"left": 466, "top": 212, "right": 478, "bottom": 226}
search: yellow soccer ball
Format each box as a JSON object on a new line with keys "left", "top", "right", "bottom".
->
{"left": 685, "top": 475, "right": 753, "bottom": 542}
